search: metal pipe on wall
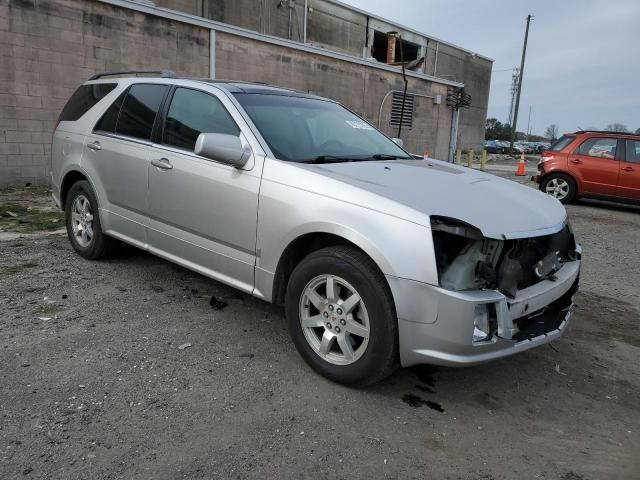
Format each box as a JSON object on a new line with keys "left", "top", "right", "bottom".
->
{"left": 433, "top": 41, "right": 439, "bottom": 76}
{"left": 303, "top": 0, "right": 308, "bottom": 43}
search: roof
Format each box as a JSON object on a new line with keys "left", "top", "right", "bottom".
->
{"left": 573, "top": 130, "right": 640, "bottom": 137}
{"left": 86, "top": 71, "right": 329, "bottom": 99}
{"left": 195, "top": 79, "right": 321, "bottom": 98}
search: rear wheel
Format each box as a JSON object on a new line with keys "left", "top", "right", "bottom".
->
{"left": 65, "top": 180, "right": 117, "bottom": 259}
{"left": 285, "top": 246, "right": 398, "bottom": 386}
{"left": 541, "top": 173, "right": 576, "bottom": 204}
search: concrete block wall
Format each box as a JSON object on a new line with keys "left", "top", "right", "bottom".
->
{"left": 0, "top": 0, "right": 209, "bottom": 187}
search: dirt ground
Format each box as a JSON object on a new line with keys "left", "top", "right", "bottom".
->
{"left": 1, "top": 177, "right": 639, "bottom": 480}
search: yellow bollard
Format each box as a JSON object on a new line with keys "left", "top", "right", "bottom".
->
{"left": 480, "top": 149, "right": 487, "bottom": 171}
{"left": 467, "top": 149, "right": 474, "bottom": 168}
{"left": 455, "top": 149, "right": 462, "bottom": 164}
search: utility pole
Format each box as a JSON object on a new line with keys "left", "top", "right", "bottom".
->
{"left": 507, "top": 68, "right": 520, "bottom": 127}
{"left": 526, "top": 105, "right": 532, "bottom": 140}
{"left": 510, "top": 14, "right": 533, "bottom": 153}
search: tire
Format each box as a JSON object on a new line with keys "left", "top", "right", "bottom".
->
{"left": 285, "top": 246, "right": 398, "bottom": 386}
{"left": 65, "top": 180, "right": 117, "bottom": 259}
{"left": 541, "top": 173, "right": 577, "bottom": 204}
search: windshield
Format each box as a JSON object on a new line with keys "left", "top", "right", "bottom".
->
{"left": 234, "top": 93, "right": 411, "bottom": 162}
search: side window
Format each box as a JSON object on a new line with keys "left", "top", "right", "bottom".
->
{"left": 576, "top": 137, "right": 618, "bottom": 159}
{"left": 59, "top": 83, "right": 117, "bottom": 122}
{"left": 625, "top": 139, "right": 640, "bottom": 164}
{"left": 163, "top": 88, "right": 240, "bottom": 151}
{"left": 116, "top": 84, "right": 168, "bottom": 140}
{"left": 94, "top": 90, "right": 127, "bottom": 133}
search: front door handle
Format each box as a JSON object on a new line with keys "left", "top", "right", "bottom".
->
{"left": 151, "top": 158, "right": 173, "bottom": 170}
{"left": 87, "top": 141, "right": 101, "bottom": 151}
{"left": 570, "top": 158, "right": 582, "bottom": 164}
{"left": 621, "top": 166, "right": 634, "bottom": 172}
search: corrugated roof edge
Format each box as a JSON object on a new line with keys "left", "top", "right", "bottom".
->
{"left": 97, "top": 0, "right": 468, "bottom": 88}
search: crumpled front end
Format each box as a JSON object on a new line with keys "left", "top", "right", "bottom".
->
{"left": 389, "top": 216, "right": 581, "bottom": 367}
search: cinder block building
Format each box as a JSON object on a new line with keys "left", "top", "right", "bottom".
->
{"left": 0, "top": 0, "right": 493, "bottom": 187}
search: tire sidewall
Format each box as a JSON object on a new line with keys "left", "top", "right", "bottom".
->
{"left": 285, "top": 250, "right": 397, "bottom": 385}
{"left": 65, "top": 180, "right": 104, "bottom": 258}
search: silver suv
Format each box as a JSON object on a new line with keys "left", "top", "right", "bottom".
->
{"left": 51, "top": 71, "right": 581, "bottom": 385}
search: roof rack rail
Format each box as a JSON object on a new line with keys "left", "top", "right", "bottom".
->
{"left": 574, "top": 130, "right": 638, "bottom": 136}
{"left": 89, "top": 70, "right": 178, "bottom": 80}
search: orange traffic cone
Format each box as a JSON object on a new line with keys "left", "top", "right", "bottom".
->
{"left": 515, "top": 153, "right": 526, "bottom": 176}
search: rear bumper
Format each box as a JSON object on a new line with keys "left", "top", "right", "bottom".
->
{"left": 388, "top": 259, "right": 580, "bottom": 367}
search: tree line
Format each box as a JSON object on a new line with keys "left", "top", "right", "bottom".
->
{"left": 486, "top": 118, "right": 640, "bottom": 142}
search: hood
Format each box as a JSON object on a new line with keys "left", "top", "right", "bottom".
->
{"left": 294, "top": 158, "right": 567, "bottom": 239}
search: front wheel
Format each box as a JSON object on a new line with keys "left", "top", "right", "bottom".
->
{"left": 285, "top": 246, "right": 398, "bottom": 386}
{"left": 541, "top": 173, "right": 576, "bottom": 204}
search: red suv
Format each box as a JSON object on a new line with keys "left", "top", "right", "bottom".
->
{"left": 535, "top": 130, "right": 640, "bottom": 204}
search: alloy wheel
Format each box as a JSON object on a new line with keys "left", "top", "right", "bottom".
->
{"left": 545, "top": 178, "right": 570, "bottom": 200}
{"left": 299, "top": 274, "right": 370, "bottom": 366}
{"left": 70, "top": 194, "right": 94, "bottom": 247}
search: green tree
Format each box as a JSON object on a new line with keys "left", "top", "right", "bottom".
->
{"left": 485, "top": 118, "right": 503, "bottom": 139}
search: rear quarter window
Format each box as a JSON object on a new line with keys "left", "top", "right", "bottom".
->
{"left": 58, "top": 83, "right": 117, "bottom": 122}
{"left": 548, "top": 135, "right": 575, "bottom": 152}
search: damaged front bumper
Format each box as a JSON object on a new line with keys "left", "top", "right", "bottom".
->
{"left": 388, "top": 256, "right": 581, "bottom": 367}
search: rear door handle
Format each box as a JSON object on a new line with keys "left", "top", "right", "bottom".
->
{"left": 622, "top": 166, "right": 634, "bottom": 172}
{"left": 87, "top": 141, "right": 101, "bottom": 151}
{"left": 570, "top": 159, "right": 582, "bottom": 164}
{"left": 151, "top": 158, "right": 173, "bottom": 170}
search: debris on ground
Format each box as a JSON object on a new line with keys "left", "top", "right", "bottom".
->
{"left": 210, "top": 296, "right": 228, "bottom": 310}
{"left": 177, "top": 343, "right": 192, "bottom": 350}
{"left": 238, "top": 353, "right": 255, "bottom": 359}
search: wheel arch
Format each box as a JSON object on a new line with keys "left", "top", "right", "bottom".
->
{"left": 271, "top": 228, "right": 394, "bottom": 306}
{"left": 60, "top": 169, "right": 92, "bottom": 208}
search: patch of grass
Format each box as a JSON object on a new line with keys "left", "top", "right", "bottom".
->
{"left": 2, "top": 261, "right": 38, "bottom": 275}
{"left": 0, "top": 203, "right": 64, "bottom": 233}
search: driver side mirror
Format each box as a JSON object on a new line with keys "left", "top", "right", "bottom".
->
{"left": 194, "top": 133, "right": 251, "bottom": 168}
{"left": 391, "top": 137, "right": 404, "bottom": 148}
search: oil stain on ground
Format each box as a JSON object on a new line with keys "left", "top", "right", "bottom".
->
{"left": 402, "top": 394, "right": 445, "bottom": 412}
{"left": 408, "top": 365, "right": 439, "bottom": 386}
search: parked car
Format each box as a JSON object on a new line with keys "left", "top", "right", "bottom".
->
{"left": 52, "top": 72, "right": 582, "bottom": 385}
{"left": 483, "top": 140, "right": 504, "bottom": 154}
{"left": 534, "top": 130, "right": 640, "bottom": 204}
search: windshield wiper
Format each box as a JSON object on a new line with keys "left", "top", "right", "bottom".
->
{"left": 371, "top": 154, "right": 401, "bottom": 160}
{"left": 300, "top": 153, "right": 413, "bottom": 164}
{"left": 299, "top": 155, "right": 360, "bottom": 164}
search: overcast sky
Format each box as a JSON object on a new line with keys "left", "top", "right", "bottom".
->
{"left": 342, "top": 0, "right": 639, "bottom": 136}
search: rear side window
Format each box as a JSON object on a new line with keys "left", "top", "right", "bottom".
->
{"left": 163, "top": 88, "right": 240, "bottom": 151}
{"left": 94, "top": 91, "right": 127, "bottom": 133}
{"left": 58, "top": 83, "right": 117, "bottom": 121}
{"left": 625, "top": 139, "right": 640, "bottom": 164}
{"left": 116, "top": 84, "right": 168, "bottom": 140}
{"left": 576, "top": 137, "right": 618, "bottom": 159}
{"left": 548, "top": 135, "right": 575, "bottom": 152}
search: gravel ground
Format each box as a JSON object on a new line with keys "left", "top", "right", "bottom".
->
{"left": 1, "top": 182, "right": 639, "bottom": 480}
